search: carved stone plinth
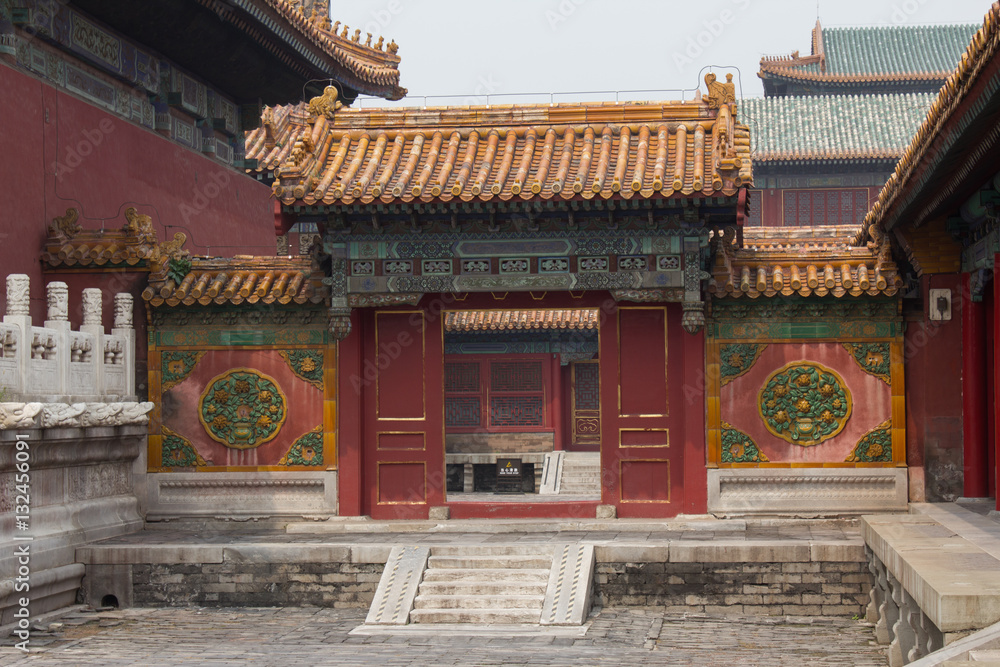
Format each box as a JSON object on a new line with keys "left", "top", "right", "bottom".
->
{"left": 145, "top": 471, "right": 338, "bottom": 520}
{"left": 708, "top": 468, "right": 908, "bottom": 515}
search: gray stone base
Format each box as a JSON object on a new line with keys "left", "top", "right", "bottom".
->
{"left": 144, "top": 471, "right": 338, "bottom": 521}
{"left": 708, "top": 468, "right": 908, "bottom": 516}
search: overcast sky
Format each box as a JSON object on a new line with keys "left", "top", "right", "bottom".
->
{"left": 333, "top": 0, "right": 994, "bottom": 106}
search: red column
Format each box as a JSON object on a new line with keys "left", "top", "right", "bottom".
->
{"left": 995, "top": 256, "right": 1000, "bottom": 509}
{"left": 964, "top": 273, "right": 989, "bottom": 497}
{"left": 337, "top": 309, "right": 364, "bottom": 516}
{"left": 551, "top": 354, "right": 563, "bottom": 451}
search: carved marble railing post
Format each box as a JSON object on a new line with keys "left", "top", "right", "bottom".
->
{"left": 906, "top": 600, "right": 939, "bottom": 663}
{"left": 875, "top": 556, "right": 892, "bottom": 645}
{"left": 866, "top": 547, "right": 886, "bottom": 628}
{"left": 887, "top": 571, "right": 911, "bottom": 667}
{"left": 80, "top": 288, "right": 104, "bottom": 397}
{"left": 3, "top": 274, "right": 32, "bottom": 397}
{"left": 112, "top": 293, "right": 136, "bottom": 398}
{"left": 44, "top": 281, "right": 71, "bottom": 399}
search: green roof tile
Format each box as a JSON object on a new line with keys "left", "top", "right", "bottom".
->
{"left": 739, "top": 93, "right": 937, "bottom": 161}
{"left": 821, "top": 24, "right": 979, "bottom": 75}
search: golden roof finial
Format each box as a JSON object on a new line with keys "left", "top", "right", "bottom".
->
{"left": 387, "top": 39, "right": 398, "bottom": 54}
{"left": 375, "top": 36, "right": 384, "bottom": 50}
{"left": 352, "top": 28, "right": 361, "bottom": 42}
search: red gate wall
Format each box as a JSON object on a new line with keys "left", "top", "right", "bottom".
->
{"left": 600, "top": 303, "right": 706, "bottom": 517}
{"left": 361, "top": 309, "right": 444, "bottom": 519}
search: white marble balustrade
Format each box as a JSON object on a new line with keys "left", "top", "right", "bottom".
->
{"left": 1, "top": 274, "right": 135, "bottom": 401}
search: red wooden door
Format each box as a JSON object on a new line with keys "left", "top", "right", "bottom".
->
{"left": 600, "top": 304, "right": 681, "bottom": 517}
{"left": 363, "top": 309, "right": 444, "bottom": 519}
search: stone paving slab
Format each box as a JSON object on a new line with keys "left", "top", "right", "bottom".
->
{"left": 0, "top": 606, "right": 887, "bottom": 666}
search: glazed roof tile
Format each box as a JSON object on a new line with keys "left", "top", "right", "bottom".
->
{"left": 41, "top": 207, "right": 185, "bottom": 271}
{"left": 142, "top": 257, "right": 326, "bottom": 307}
{"left": 444, "top": 309, "right": 599, "bottom": 332}
{"left": 709, "top": 225, "right": 902, "bottom": 299}
{"left": 760, "top": 21, "right": 978, "bottom": 86}
{"left": 257, "top": 0, "right": 405, "bottom": 99}
{"left": 740, "top": 93, "right": 936, "bottom": 162}
{"left": 858, "top": 3, "right": 1000, "bottom": 242}
{"left": 247, "top": 96, "right": 753, "bottom": 206}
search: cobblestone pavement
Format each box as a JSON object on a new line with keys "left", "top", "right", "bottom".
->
{"left": 0, "top": 606, "right": 887, "bottom": 666}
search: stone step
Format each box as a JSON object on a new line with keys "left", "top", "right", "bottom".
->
{"left": 413, "top": 594, "right": 545, "bottom": 610}
{"left": 418, "top": 581, "right": 548, "bottom": 597}
{"left": 429, "top": 545, "right": 554, "bottom": 557}
{"left": 409, "top": 608, "right": 542, "bottom": 624}
{"left": 421, "top": 568, "right": 551, "bottom": 583}
{"left": 428, "top": 555, "right": 552, "bottom": 570}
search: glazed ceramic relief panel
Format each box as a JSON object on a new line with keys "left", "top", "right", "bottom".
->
{"left": 716, "top": 341, "right": 897, "bottom": 464}
{"left": 153, "top": 349, "right": 327, "bottom": 470}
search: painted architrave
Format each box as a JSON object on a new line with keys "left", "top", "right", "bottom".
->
{"left": 147, "top": 339, "right": 335, "bottom": 473}
{"left": 706, "top": 300, "right": 905, "bottom": 469}
{"left": 362, "top": 308, "right": 445, "bottom": 519}
{"left": 600, "top": 304, "right": 704, "bottom": 517}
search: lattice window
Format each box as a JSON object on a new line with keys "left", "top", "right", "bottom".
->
{"left": 444, "top": 355, "right": 550, "bottom": 432}
{"left": 490, "top": 360, "right": 543, "bottom": 392}
{"left": 445, "top": 396, "right": 481, "bottom": 427}
{"left": 489, "top": 396, "right": 544, "bottom": 427}
{"left": 445, "top": 362, "right": 480, "bottom": 392}
{"left": 781, "top": 188, "right": 871, "bottom": 226}
{"left": 574, "top": 362, "right": 600, "bottom": 411}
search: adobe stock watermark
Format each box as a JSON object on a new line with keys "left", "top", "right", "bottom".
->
{"left": 545, "top": 0, "right": 591, "bottom": 32}
{"left": 887, "top": 0, "right": 934, "bottom": 24}
{"left": 179, "top": 170, "right": 234, "bottom": 225}
{"left": 672, "top": 0, "right": 752, "bottom": 75}
{"left": 461, "top": 75, "right": 501, "bottom": 106}
{"left": 52, "top": 118, "right": 116, "bottom": 181}
{"left": 361, "top": 0, "right": 405, "bottom": 40}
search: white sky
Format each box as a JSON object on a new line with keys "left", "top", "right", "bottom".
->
{"left": 332, "top": 0, "right": 995, "bottom": 106}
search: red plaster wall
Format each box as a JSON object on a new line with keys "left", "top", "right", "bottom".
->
{"left": 721, "top": 342, "right": 891, "bottom": 463}
{"left": 161, "top": 350, "right": 323, "bottom": 468}
{"left": 0, "top": 62, "right": 275, "bottom": 321}
{"left": 906, "top": 274, "right": 964, "bottom": 501}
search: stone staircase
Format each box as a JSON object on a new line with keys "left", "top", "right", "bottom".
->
{"left": 557, "top": 452, "right": 602, "bottom": 494}
{"left": 366, "top": 544, "right": 594, "bottom": 627}
{"left": 410, "top": 546, "right": 551, "bottom": 624}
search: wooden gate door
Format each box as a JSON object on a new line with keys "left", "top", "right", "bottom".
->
{"left": 362, "top": 308, "right": 444, "bottom": 519}
{"left": 599, "top": 305, "right": 681, "bottom": 517}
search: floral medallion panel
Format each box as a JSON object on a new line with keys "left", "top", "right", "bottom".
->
{"left": 717, "top": 342, "right": 892, "bottom": 464}
{"left": 158, "top": 349, "right": 324, "bottom": 469}
{"left": 758, "top": 362, "right": 851, "bottom": 447}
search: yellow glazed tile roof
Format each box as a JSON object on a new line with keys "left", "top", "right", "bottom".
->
{"left": 247, "top": 87, "right": 753, "bottom": 206}
{"left": 709, "top": 225, "right": 902, "bottom": 299}
{"left": 444, "top": 309, "right": 600, "bottom": 332}
{"left": 142, "top": 256, "right": 326, "bottom": 307}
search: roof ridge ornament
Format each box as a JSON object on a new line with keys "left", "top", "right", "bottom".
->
{"left": 308, "top": 85, "right": 343, "bottom": 120}
{"left": 704, "top": 72, "right": 736, "bottom": 109}
{"left": 50, "top": 208, "right": 82, "bottom": 239}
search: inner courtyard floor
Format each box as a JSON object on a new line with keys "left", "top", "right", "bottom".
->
{"left": 0, "top": 605, "right": 887, "bottom": 666}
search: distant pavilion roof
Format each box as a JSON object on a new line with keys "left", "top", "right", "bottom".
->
{"left": 759, "top": 21, "right": 978, "bottom": 91}
{"left": 740, "top": 93, "right": 936, "bottom": 163}
{"left": 246, "top": 95, "right": 753, "bottom": 208}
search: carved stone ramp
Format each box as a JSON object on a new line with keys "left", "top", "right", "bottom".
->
{"left": 365, "top": 544, "right": 595, "bottom": 627}
{"left": 365, "top": 546, "right": 429, "bottom": 625}
{"left": 540, "top": 543, "right": 595, "bottom": 626}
